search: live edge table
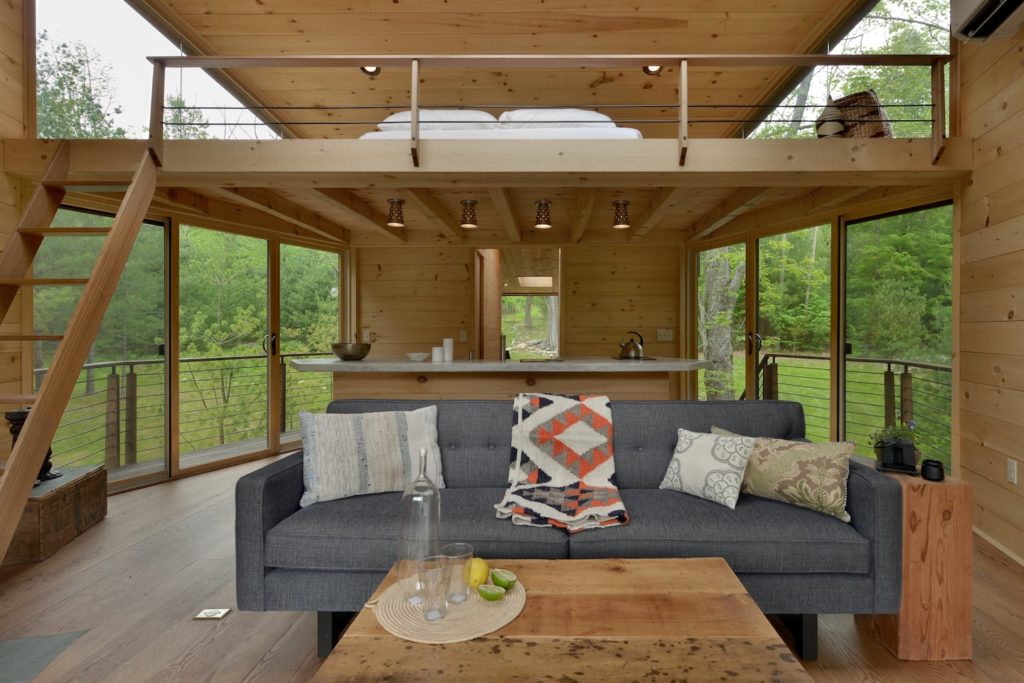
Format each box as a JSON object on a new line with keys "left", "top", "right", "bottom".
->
{"left": 313, "top": 558, "right": 811, "bottom": 682}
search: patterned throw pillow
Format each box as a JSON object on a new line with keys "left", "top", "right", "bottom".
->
{"left": 658, "top": 428, "right": 755, "bottom": 509}
{"left": 712, "top": 427, "right": 853, "bottom": 522}
{"left": 299, "top": 406, "right": 444, "bottom": 507}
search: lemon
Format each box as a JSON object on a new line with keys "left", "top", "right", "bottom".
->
{"left": 467, "top": 558, "right": 490, "bottom": 588}
{"left": 490, "top": 568, "right": 517, "bottom": 590}
{"left": 477, "top": 584, "right": 506, "bottom": 601}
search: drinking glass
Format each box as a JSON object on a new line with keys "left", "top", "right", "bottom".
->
{"left": 441, "top": 543, "right": 473, "bottom": 604}
{"left": 416, "top": 555, "right": 451, "bottom": 622}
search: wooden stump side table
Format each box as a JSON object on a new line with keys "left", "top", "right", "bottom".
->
{"left": 856, "top": 473, "right": 973, "bottom": 660}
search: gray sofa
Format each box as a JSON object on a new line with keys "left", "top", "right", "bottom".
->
{"left": 236, "top": 399, "right": 902, "bottom": 659}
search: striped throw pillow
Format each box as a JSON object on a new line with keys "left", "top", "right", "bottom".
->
{"left": 299, "top": 406, "right": 444, "bottom": 507}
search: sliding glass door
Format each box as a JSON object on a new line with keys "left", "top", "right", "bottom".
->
{"left": 695, "top": 244, "right": 748, "bottom": 400}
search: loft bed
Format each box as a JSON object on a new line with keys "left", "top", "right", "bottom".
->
{"left": 1, "top": 53, "right": 970, "bottom": 249}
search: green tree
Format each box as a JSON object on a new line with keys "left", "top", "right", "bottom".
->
{"left": 36, "top": 31, "right": 126, "bottom": 139}
{"left": 164, "top": 93, "right": 211, "bottom": 140}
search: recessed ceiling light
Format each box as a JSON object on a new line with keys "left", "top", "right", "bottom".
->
{"left": 360, "top": 66, "right": 381, "bottom": 76}
{"left": 642, "top": 65, "right": 663, "bottom": 75}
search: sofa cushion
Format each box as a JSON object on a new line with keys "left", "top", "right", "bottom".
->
{"left": 568, "top": 489, "right": 870, "bottom": 574}
{"left": 265, "top": 488, "right": 568, "bottom": 572}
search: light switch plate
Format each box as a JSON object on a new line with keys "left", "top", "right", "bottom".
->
{"left": 361, "top": 328, "right": 373, "bottom": 343}
{"left": 458, "top": 329, "right": 468, "bottom": 342}
{"left": 1009, "top": 458, "right": 1019, "bottom": 486}
{"left": 656, "top": 328, "right": 673, "bottom": 342}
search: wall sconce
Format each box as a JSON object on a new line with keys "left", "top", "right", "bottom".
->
{"left": 386, "top": 198, "right": 405, "bottom": 228}
{"left": 534, "top": 200, "right": 553, "bottom": 229}
{"left": 642, "top": 65, "right": 663, "bottom": 75}
{"left": 360, "top": 66, "right": 382, "bottom": 76}
{"left": 460, "top": 199, "right": 479, "bottom": 229}
{"left": 611, "top": 200, "right": 631, "bottom": 229}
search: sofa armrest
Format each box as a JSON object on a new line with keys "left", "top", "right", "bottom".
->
{"left": 846, "top": 456, "right": 903, "bottom": 613}
{"left": 235, "top": 451, "right": 305, "bottom": 611}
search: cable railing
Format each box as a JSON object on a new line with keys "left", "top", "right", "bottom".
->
{"left": 759, "top": 352, "right": 952, "bottom": 468}
{"left": 33, "top": 351, "right": 333, "bottom": 479}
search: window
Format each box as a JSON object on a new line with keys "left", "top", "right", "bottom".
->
{"left": 500, "top": 248, "right": 560, "bottom": 360}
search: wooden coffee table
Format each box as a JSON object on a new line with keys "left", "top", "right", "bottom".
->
{"left": 314, "top": 557, "right": 810, "bottom": 681}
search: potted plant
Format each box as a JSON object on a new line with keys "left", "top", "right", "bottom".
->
{"left": 869, "top": 421, "right": 918, "bottom": 474}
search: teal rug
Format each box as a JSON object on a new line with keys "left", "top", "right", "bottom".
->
{"left": 0, "top": 631, "right": 86, "bottom": 683}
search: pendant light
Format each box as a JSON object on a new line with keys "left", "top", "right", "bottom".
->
{"left": 386, "top": 198, "right": 405, "bottom": 228}
{"left": 460, "top": 199, "right": 479, "bottom": 229}
{"left": 611, "top": 200, "right": 631, "bottom": 229}
{"left": 534, "top": 199, "right": 553, "bottom": 230}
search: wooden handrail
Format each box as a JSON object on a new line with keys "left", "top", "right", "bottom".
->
{"left": 144, "top": 52, "right": 952, "bottom": 168}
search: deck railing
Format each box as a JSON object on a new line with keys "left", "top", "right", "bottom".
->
{"left": 33, "top": 352, "right": 332, "bottom": 478}
{"left": 759, "top": 352, "right": 952, "bottom": 467}
{"left": 145, "top": 53, "right": 952, "bottom": 167}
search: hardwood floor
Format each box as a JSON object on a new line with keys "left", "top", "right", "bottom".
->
{"left": 1, "top": 458, "right": 1022, "bottom": 682}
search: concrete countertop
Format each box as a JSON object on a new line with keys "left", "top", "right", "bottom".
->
{"left": 292, "top": 357, "right": 711, "bottom": 373}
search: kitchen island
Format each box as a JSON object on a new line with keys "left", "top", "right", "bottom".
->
{"left": 292, "top": 357, "right": 710, "bottom": 401}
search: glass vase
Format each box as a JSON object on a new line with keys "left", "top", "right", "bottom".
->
{"left": 396, "top": 447, "right": 440, "bottom": 605}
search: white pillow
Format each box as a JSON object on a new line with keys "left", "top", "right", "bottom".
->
{"left": 499, "top": 108, "right": 616, "bottom": 129}
{"left": 299, "top": 406, "right": 444, "bottom": 507}
{"left": 658, "top": 428, "right": 754, "bottom": 509}
{"left": 377, "top": 109, "right": 499, "bottom": 131}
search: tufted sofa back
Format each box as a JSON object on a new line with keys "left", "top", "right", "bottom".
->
{"left": 325, "top": 398, "right": 805, "bottom": 489}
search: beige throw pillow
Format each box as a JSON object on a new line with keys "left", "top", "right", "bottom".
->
{"left": 299, "top": 406, "right": 444, "bottom": 507}
{"left": 712, "top": 427, "right": 853, "bottom": 522}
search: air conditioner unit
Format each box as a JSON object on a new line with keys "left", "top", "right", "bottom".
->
{"left": 952, "top": 0, "right": 1024, "bottom": 40}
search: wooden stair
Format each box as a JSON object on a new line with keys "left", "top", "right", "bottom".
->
{"left": 0, "top": 141, "right": 158, "bottom": 560}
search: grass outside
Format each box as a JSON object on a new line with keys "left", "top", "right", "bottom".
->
{"left": 698, "top": 354, "right": 951, "bottom": 468}
{"left": 502, "top": 299, "right": 557, "bottom": 360}
{"left": 47, "top": 358, "right": 332, "bottom": 472}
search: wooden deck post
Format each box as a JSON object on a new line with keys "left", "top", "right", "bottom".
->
{"left": 125, "top": 365, "right": 137, "bottom": 465}
{"left": 104, "top": 369, "right": 120, "bottom": 471}
{"left": 148, "top": 61, "right": 166, "bottom": 166}
{"left": 410, "top": 59, "right": 420, "bottom": 167}
{"left": 884, "top": 365, "right": 896, "bottom": 428}
{"left": 900, "top": 366, "right": 914, "bottom": 425}
{"left": 930, "top": 59, "right": 946, "bottom": 164}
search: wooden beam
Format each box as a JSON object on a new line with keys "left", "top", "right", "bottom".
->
{"left": 570, "top": 189, "right": 597, "bottom": 244}
{"left": 148, "top": 61, "right": 165, "bottom": 166}
{"left": 405, "top": 189, "right": 465, "bottom": 242}
{"left": 489, "top": 188, "right": 522, "bottom": 243}
{"left": 154, "top": 187, "right": 209, "bottom": 214}
{"left": 684, "top": 187, "right": 772, "bottom": 240}
{"left": 0, "top": 150, "right": 157, "bottom": 563}
{"left": 214, "top": 187, "right": 350, "bottom": 244}
{"left": 628, "top": 187, "right": 684, "bottom": 242}
{"left": 0, "top": 142, "right": 69, "bottom": 325}
{"left": 3, "top": 139, "right": 974, "bottom": 190}
{"left": 802, "top": 186, "right": 877, "bottom": 209}
{"left": 315, "top": 188, "right": 406, "bottom": 243}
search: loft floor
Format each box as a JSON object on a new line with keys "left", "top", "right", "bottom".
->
{"left": 0, "top": 456, "right": 1020, "bottom": 682}
{"left": 2, "top": 137, "right": 970, "bottom": 248}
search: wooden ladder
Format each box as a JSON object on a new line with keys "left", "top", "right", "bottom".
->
{"left": 0, "top": 141, "right": 158, "bottom": 560}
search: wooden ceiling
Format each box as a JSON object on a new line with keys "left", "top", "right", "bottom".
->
{"left": 129, "top": 0, "right": 874, "bottom": 139}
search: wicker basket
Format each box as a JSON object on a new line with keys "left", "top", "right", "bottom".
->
{"left": 829, "top": 89, "right": 893, "bottom": 139}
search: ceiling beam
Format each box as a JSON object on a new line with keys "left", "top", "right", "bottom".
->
{"left": 628, "top": 187, "right": 683, "bottom": 242}
{"left": 154, "top": 187, "right": 209, "bottom": 214}
{"left": 802, "top": 185, "right": 878, "bottom": 209}
{"left": 315, "top": 188, "right": 406, "bottom": 243}
{"left": 570, "top": 189, "right": 597, "bottom": 244}
{"left": 212, "top": 187, "right": 350, "bottom": 243}
{"left": 683, "top": 187, "right": 772, "bottom": 241}
{"left": 488, "top": 188, "right": 522, "bottom": 243}
{"left": 405, "top": 189, "right": 465, "bottom": 243}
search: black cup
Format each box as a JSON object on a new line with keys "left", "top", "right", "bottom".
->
{"left": 920, "top": 459, "right": 945, "bottom": 481}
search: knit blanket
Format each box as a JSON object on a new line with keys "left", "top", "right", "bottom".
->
{"left": 494, "top": 393, "right": 629, "bottom": 533}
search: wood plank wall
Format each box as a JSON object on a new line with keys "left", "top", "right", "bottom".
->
{"left": 562, "top": 246, "right": 681, "bottom": 359}
{"left": 356, "top": 247, "right": 475, "bottom": 359}
{"left": 0, "top": 0, "right": 29, "bottom": 461}
{"left": 958, "top": 29, "right": 1024, "bottom": 563}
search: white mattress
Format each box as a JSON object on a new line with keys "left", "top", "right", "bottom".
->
{"left": 359, "top": 127, "right": 644, "bottom": 140}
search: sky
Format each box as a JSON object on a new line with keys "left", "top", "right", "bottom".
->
{"left": 36, "top": 0, "right": 275, "bottom": 139}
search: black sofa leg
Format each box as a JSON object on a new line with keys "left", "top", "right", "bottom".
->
{"left": 317, "top": 611, "right": 356, "bottom": 658}
{"left": 776, "top": 613, "right": 818, "bottom": 661}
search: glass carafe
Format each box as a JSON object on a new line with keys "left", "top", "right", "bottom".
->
{"left": 396, "top": 447, "right": 440, "bottom": 604}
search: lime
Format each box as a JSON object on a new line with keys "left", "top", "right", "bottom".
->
{"left": 477, "top": 584, "right": 506, "bottom": 602}
{"left": 490, "top": 568, "right": 517, "bottom": 590}
{"left": 467, "top": 558, "right": 490, "bottom": 588}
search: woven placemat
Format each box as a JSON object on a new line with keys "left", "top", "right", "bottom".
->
{"left": 368, "top": 581, "right": 527, "bottom": 644}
